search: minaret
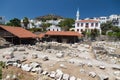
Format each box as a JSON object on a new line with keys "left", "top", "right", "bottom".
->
{"left": 76, "top": 8, "right": 80, "bottom": 21}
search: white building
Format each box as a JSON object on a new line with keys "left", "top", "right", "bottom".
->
{"left": 75, "top": 10, "right": 101, "bottom": 34}
{"left": 0, "top": 16, "right": 5, "bottom": 24}
{"left": 45, "top": 19, "right": 62, "bottom": 25}
{"left": 109, "top": 14, "right": 120, "bottom": 27}
{"left": 98, "top": 17, "right": 108, "bottom": 23}
{"left": 21, "top": 19, "right": 42, "bottom": 29}
{"left": 46, "top": 25, "right": 61, "bottom": 31}
{"left": 95, "top": 14, "right": 120, "bottom": 27}
{"left": 21, "top": 18, "right": 63, "bottom": 29}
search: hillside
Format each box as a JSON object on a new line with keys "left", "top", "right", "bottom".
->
{"left": 35, "top": 14, "right": 64, "bottom": 21}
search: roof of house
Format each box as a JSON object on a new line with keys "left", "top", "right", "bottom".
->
{"left": 0, "top": 25, "right": 37, "bottom": 38}
{"left": 38, "top": 33, "right": 45, "bottom": 38}
{"left": 76, "top": 19, "right": 99, "bottom": 23}
{"left": 45, "top": 31, "right": 82, "bottom": 37}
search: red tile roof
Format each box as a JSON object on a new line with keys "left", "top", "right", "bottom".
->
{"left": 45, "top": 31, "right": 82, "bottom": 37}
{"left": 76, "top": 20, "right": 99, "bottom": 23}
{"left": 0, "top": 25, "right": 37, "bottom": 38}
{"left": 38, "top": 33, "right": 45, "bottom": 38}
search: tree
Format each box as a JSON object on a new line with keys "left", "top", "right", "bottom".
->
{"left": 41, "top": 23, "right": 52, "bottom": 31}
{"left": 28, "top": 28, "right": 42, "bottom": 32}
{"left": 101, "top": 21, "right": 120, "bottom": 40}
{"left": 58, "top": 18, "right": 75, "bottom": 31}
{"left": 6, "top": 18, "right": 21, "bottom": 27}
{"left": 82, "top": 29, "right": 99, "bottom": 41}
{"left": 23, "top": 17, "right": 29, "bottom": 29}
{"left": 111, "top": 26, "right": 120, "bottom": 32}
{"left": 116, "top": 32, "right": 120, "bottom": 39}
{"left": 107, "top": 31, "right": 120, "bottom": 40}
{"left": 101, "top": 21, "right": 113, "bottom": 35}
{"left": 91, "top": 29, "right": 99, "bottom": 40}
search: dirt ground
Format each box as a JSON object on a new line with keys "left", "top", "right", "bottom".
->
{"left": 2, "top": 66, "right": 38, "bottom": 80}
{"left": 43, "top": 61, "right": 99, "bottom": 80}
{"left": 2, "top": 66, "right": 54, "bottom": 80}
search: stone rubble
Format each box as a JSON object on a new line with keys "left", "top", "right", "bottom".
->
{"left": 62, "top": 73, "right": 70, "bottom": 80}
{"left": 69, "top": 76, "right": 76, "bottom": 80}
{"left": 49, "top": 71, "right": 56, "bottom": 78}
{"left": 55, "top": 69, "right": 63, "bottom": 80}
{"left": 89, "top": 72, "right": 96, "bottom": 78}
{"left": 56, "top": 53, "right": 64, "bottom": 58}
{"left": 42, "top": 56, "right": 49, "bottom": 61}
{"left": 1, "top": 41, "right": 120, "bottom": 80}
{"left": 98, "top": 75, "right": 109, "bottom": 80}
{"left": 99, "top": 65, "right": 106, "bottom": 70}
{"left": 60, "top": 64, "right": 67, "bottom": 69}
{"left": 92, "top": 41, "right": 120, "bottom": 64}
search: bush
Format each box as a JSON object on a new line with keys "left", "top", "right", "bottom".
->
{"left": 28, "top": 28, "right": 42, "bottom": 32}
{"left": 0, "top": 66, "right": 2, "bottom": 79}
{"left": 0, "top": 61, "right": 5, "bottom": 79}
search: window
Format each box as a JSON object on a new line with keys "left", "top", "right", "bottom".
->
{"left": 85, "top": 23, "right": 89, "bottom": 28}
{"left": 77, "top": 23, "right": 79, "bottom": 27}
{"left": 91, "top": 23, "right": 94, "bottom": 26}
{"left": 57, "top": 29, "right": 58, "bottom": 31}
{"left": 81, "top": 29, "right": 83, "bottom": 32}
{"left": 81, "top": 23, "right": 83, "bottom": 27}
{"left": 95, "top": 23, "right": 98, "bottom": 27}
{"left": 77, "top": 29, "right": 79, "bottom": 32}
{"left": 53, "top": 29, "right": 54, "bottom": 31}
{"left": 48, "top": 29, "right": 50, "bottom": 31}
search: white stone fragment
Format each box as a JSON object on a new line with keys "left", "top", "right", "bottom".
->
{"left": 87, "top": 62, "right": 92, "bottom": 67}
{"left": 62, "top": 74, "right": 70, "bottom": 80}
{"left": 98, "top": 75, "right": 109, "bottom": 80}
{"left": 36, "top": 67, "right": 43, "bottom": 74}
{"left": 42, "top": 56, "right": 49, "bottom": 61}
{"left": 55, "top": 69, "right": 63, "bottom": 80}
{"left": 89, "top": 72, "right": 96, "bottom": 78}
{"left": 99, "top": 65, "right": 105, "bottom": 70}
{"left": 50, "top": 71, "right": 56, "bottom": 78}
{"left": 56, "top": 53, "right": 64, "bottom": 58}
{"left": 6, "top": 74, "right": 10, "bottom": 79}
{"left": 18, "top": 47, "right": 25, "bottom": 51}
{"left": 60, "top": 64, "right": 67, "bottom": 69}
{"left": 17, "top": 64, "right": 21, "bottom": 68}
{"left": 72, "top": 44, "right": 78, "bottom": 48}
{"left": 114, "top": 71, "right": 120, "bottom": 76}
{"left": 78, "top": 61, "right": 85, "bottom": 67}
{"left": 12, "top": 74, "right": 17, "bottom": 79}
{"left": 42, "top": 71, "right": 48, "bottom": 75}
{"left": 32, "top": 53, "right": 38, "bottom": 59}
{"left": 80, "top": 69, "right": 85, "bottom": 73}
{"left": 69, "top": 76, "right": 76, "bottom": 80}
{"left": 12, "top": 62, "right": 18, "bottom": 67}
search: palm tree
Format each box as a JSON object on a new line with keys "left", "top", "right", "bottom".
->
{"left": 23, "top": 17, "right": 29, "bottom": 29}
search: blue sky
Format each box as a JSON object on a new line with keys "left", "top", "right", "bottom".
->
{"left": 0, "top": 0, "right": 120, "bottom": 20}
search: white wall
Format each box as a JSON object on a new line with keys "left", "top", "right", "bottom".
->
{"left": 75, "top": 20, "right": 101, "bottom": 34}
{"left": 46, "top": 25, "right": 61, "bottom": 31}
